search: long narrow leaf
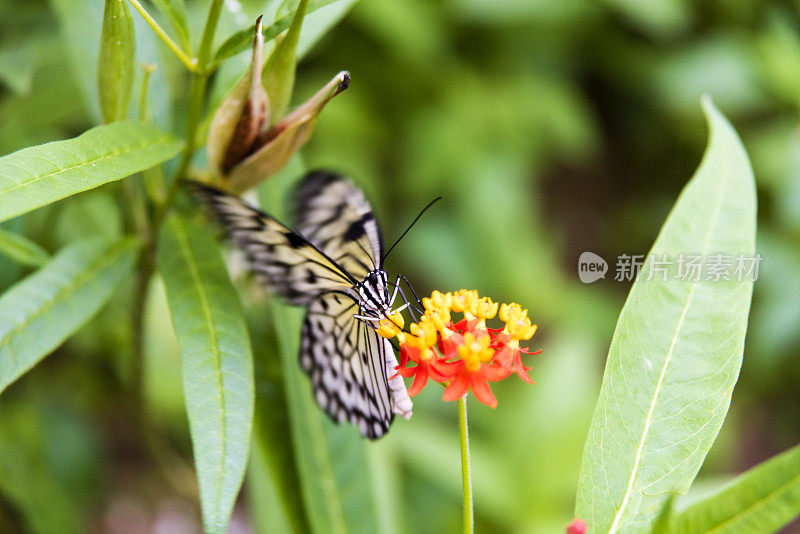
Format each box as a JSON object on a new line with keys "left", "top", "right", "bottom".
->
{"left": 575, "top": 97, "right": 757, "bottom": 533}
{"left": 98, "top": 0, "right": 135, "bottom": 123}
{"left": 0, "top": 228, "right": 51, "bottom": 267}
{"left": 247, "top": 306, "right": 311, "bottom": 534}
{"left": 158, "top": 215, "right": 254, "bottom": 534}
{"left": 0, "top": 121, "right": 182, "bottom": 223}
{"left": 257, "top": 166, "right": 381, "bottom": 534}
{"left": 48, "top": 0, "right": 103, "bottom": 121}
{"left": 0, "top": 404, "right": 82, "bottom": 534}
{"left": 0, "top": 237, "right": 139, "bottom": 394}
{"left": 270, "top": 302, "right": 381, "bottom": 534}
{"left": 669, "top": 443, "right": 800, "bottom": 533}
{"left": 212, "top": 0, "right": 347, "bottom": 65}
{"left": 150, "top": 0, "right": 191, "bottom": 53}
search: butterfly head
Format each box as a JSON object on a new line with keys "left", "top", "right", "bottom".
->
{"left": 357, "top": 269, "right": 391, "bottom": 314}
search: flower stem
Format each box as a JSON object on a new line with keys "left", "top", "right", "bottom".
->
{"left": 152, "top": 0, "right": 223, "bottom": 226}
{"left": 126, "top": 0, "right": 197, "bottom": 71}
{"left": 458, "top": 394, "right": 474, "bottom": 534}
{"left": 133, "top": 0, "right": 224, "bottom": 392}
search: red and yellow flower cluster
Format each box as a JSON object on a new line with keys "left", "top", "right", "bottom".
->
{"left": 376, "top": 290, "right": 541, "bottom": 408}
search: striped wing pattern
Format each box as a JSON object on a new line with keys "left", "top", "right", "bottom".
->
{"left": 192, "top": 173, "right": 409, "bottom": 439}
{"left": 295, "top": 171, "right": 384, "bottom": 279}
{"left": 301, "top": 291, "right": 396, "bottom": 438}
{"left": 192, "top": 182, "right": 354, "bottom": 305}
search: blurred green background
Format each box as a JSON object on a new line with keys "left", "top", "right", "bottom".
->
{"left": 1, "top": 0, "right": 800, "bottom": 532}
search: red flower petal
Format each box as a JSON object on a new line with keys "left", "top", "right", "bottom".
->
{"left": 397, "top": 365, "right": 417, "bottom": 378}
{"left": 397, "top": 344, "right": 411, "bottom": 369}
{"left": 470, "top": 372, "right": 498, "bottom": 408}
{"left": 482, "top": 363, "right": 513, "bottom": 381}
{"left": 442, "top": 372, "right": 470, "bottom": 401}
{"left": 429, "top": 358, "right": 459, "bottom": 382}
{"left": 493, "top": 345, "right": 514, "bottom": 368}
{"left": 437, "top": 333, "right": 462, "bottom": 359}
{"left": 513, "top": 358, "right": 535, "bottom": 384}
{"left": 408, "top": 367, "right": 430, "bottom": 396}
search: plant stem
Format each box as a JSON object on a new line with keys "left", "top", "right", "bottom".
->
{"left": 124, "top": 63, "right": 158, "bottom": 402}
{"left": 197, "top": 0, "right": 224, "bottom": 67}
{"left": 153, "top": 0, "right": 223, "bottom": 226}
{"left": 459, "top": 395, "right": 474, "bottom": 534}
{"left": 127, "top": 0, "right": 197, "bottom": 71}
{"left": 132, "top": 0, "right": 224, "bottom": 396}
{"left": 138, "top": 64, "right": 166, "bottom": 203}
{"left": 129, "top": 252, "right": 153, "bottom": 404}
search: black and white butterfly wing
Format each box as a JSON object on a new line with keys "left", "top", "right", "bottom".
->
{"left": 192, "top": 176, "right": 411, "bottom": 439}
{"left": 192, "top": 182, "right": 356, "bottom": 305}
{"left": 295, "top": 171, "right": 384, "bottom": 278}
{"left": 301, "top": 291, "right": 409, "bottom": 439}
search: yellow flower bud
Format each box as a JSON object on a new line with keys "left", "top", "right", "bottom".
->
{"left": 451, "top": 289, "right": 478, "bottom": 315}
{"left": 475, "top": 297, "right": 498, "bottom": 320}
{"left": 409, "top": 320, "right": 437, "bottom": 348}
{"left": 376, "top": 310, "right": 404, "bottom": 339}
{"left": 423, "top": 290, "right": 452, "bottom": 314}
{"left": 457, "top": 332, "right": 493, "bottom": 372}
{"left": 422, "top": 307, "right": 451, "bottom": 331}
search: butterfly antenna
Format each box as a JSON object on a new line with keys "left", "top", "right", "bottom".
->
{"left": 381, "top": 196, "right": 442, "bottom": 264}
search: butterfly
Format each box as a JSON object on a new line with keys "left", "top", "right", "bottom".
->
{"left": 192, "top": 171, "right": 414, "bottom": 439}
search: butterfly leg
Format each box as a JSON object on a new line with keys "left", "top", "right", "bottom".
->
{"left": 389, "top": 302, "right": 411, "bottom": 315}
{"left": 393, "top": 276, "right": 423, "bottom": 321}
{"left": 390, "top": 275, "right": 401, "bottom": 304}
{"left": 398, "top": 274, "right": 423, "bottom": 309}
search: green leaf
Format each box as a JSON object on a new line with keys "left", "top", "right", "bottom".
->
{"left": 151, "top": 0, "right": 191, "bottom": 53}
{"left": 668, "top": 443, "right": 800, "bottom": 533}
{"left": 0, "top": 35, "right": 56, "bottom": 95}
{"left": 48, "top": 0, "right": 104, "bottom": 122}
{"left": 270, "top": 302, "right": 381, "bottom": 534}
{"left": 263, "top": 0, "right": 309, "bottom": 120}
{"left": 246, "top": 305, "right": 311, "bottom": 534}
{"left": 0, "top": 229, "right": 50, "bottom": 267}
{"left": 0, "top": 121, "right": 182, "bottom": 223}
{"left": 98, "top": 0, "right": 135, "bottom": 123}
{"left": 295, "top": 0, "right": 359, "bottom": 58}
{"left": 0, "top": 403, "right": 82, "bottom": 534}
{"left": 211, "top": 0, "right": 346, "bottom": 66}
{"left": 0, "top": 237, "right": 138, "bottom": 394}
{"left": 575, "top": 97, "right": 757, "bottom": 533}
{"left": 158, "top": 215, "right": 254, "bottom": 534}
{"left": 256, "top": 170, "right": 381, "bottom": 534}
{"left": 247, "top": 439, "right": 296, "bottom": 534}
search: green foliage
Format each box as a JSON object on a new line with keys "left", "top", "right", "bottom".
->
{"left": 254, "top": 165, "right": 384, "bottom": 534}
{"left": 0, "top": 237, "right": 138, "bottom": 394}
{"left": 0, "top": 405, "right": 82, "bottom": 534}
{"left": 158, "top": 215, "right": 254, "bottom": 534}
{"left": 246, "top": 302, "right": 310, "bottom": 534}
{"left": 211, "top": 0, "right": 348, "bottom": 66}
{"left": 0, "top": 228, "right": 51, "bottom": 267}
{"left": 263, "top": 0, "right": 309, "bottom": 120}
{"left": 270, "top": 303, "right": 382, "bottom": 534}
{"left": 2, "top": 0, "right": 800, "bottom": 532}
{"left": 150, "top": 0, "right": 191, "bottom": 53}
{"left": 669, "top": 443, "right": 800, "bottom": 533}
{"left": 98, "top": 0, "right": 135, "bottom": 123}
{"left": 576, "top": 99, "right": 756, "bottom": 532}
{"left": 47, "top": 0, "right": 105, "bottom": 122}
{"left": 0, "top": 121, "right": 182, "bottom": 222}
